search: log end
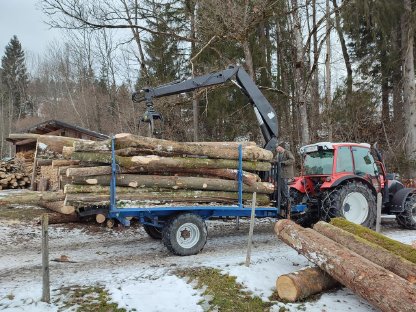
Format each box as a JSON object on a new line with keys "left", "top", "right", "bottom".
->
{"left": 276, "top": 275, "right": 300, "bottom": 302}
{"left": 115, "top": 133, "right": 131, "bottom": 139}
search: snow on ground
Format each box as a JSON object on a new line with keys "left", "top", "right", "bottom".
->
{"left": 0, "top": 215, "right": 415, "bottom": 311}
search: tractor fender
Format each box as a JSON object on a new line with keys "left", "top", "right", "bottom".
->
{"left": 389, "top": 188, "right": 416, "bottom": 213}
{"left": 322, "top": 175, "right": 377, "bottom": 194}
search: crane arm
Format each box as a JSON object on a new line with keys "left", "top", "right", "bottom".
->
{"left": 132, "top": 65, "right": 278, "bottom": 151}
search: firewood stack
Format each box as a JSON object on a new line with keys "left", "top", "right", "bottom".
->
{"left": 0, "top": 159, "right": 31, "bottom": 190}
{"left": 61, "top": 133, "right": 276, "bottom": 211}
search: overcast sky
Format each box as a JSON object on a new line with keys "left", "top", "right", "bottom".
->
{"left": 0, "top": 0, "right": 59, "bottom": 56}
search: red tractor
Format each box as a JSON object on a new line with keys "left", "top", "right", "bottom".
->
{"left": 288, "top": 142, "right": 416, "bottom": 229}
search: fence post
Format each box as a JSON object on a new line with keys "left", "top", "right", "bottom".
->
{"left": 41, "top": 214, "right": 50, "bottom": 303}
{"left": 375, "top": 192, "right": 382, "bottom": 233}
{"left": 245, "top": 192, "right": 257, "bottom": 267}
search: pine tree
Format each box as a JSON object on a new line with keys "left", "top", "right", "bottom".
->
{"left": 1, "top": 35, "right": 29, "bottom": 120}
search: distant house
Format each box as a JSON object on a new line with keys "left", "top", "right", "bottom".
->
{"left": 6, "top": 120, "right": 109, "bottom": 153}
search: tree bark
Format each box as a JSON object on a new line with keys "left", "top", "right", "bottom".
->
{"left": 275, "top": 220, "right": 416, "bottom": 312}
{"left": 0, "top": 190, "right": 65, "bottom": 206}
{"left": 65, "top": 191, "right": 270, "bottom": 206}
{"left": 314, "top": 221, "right": 416, "bottom": 283}
{"left": 45, "top": 212, "right": 79, "bottom": 225}
{"left": 276, "top": 267, "right": 339, "bottom": 302}
{"left": 71, "top": 152, "right": 272, "bottom": 172}
{"left": 67, "top": 174, "right": 274, "bottom": 194}
{"left": 39, "top": 201, "right": 75, "bottom": 215}
{"left": 52, "top": 160, "right": 80, "bottom": 168}
{"left": 330, "top": 218, "right": 416, "bottom": 264}
{"left": 402, "top": 0, "right": 416, "bottom": 176}
{"left": 325, "top": 0, "right": 333, "bottom": 141}
{"left": 66, "top": 166, "right": 261, "bottom": 185}
{"left": 74, "top": 134, "right": 273, "bottom": 161}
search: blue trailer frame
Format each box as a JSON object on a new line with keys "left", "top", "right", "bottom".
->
{"left": 106, "top": 137, "right": 286, "bottom": 228}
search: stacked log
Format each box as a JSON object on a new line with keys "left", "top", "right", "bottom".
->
{"left": 274, "top": 219, "right": 416, "bottom": 311}
{"left": 0, "top": 160, "right": 31, "bottom": 190}
{"left": 63, "top": 133, "right": 275, "bottom": 211}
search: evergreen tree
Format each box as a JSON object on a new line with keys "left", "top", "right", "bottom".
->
{"left": 1, "top": 35, "right": 30, "bottom": 119}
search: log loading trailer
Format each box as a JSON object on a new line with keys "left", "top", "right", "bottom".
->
{"left": 105, "top": 65, "right": 297, "bottom": 256}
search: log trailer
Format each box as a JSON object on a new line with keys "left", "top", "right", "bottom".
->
{"left": 105, "top": 65, "right": 415, "bottom": 255}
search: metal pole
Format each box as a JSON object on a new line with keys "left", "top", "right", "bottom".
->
{"left": 41, "top": 214, "right": 50, "bottom": 303}
{"left": 245, "top": 192, "right": 257, "bottom": 267}
{"left": 375, "top": 192, "right": 382, "bottom": 232}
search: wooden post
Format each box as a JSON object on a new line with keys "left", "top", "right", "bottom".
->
{"left": 376, "top": 192, "right": 382, "bottom": 232}
{"left": 41, "top": 214, "right": 50, "bottom": 303}
{"left": 245, "top": 192, "right": 257, "bottom": 267}
{"left": 236, "top": 216, "right": 240, "bottom": 230}
{"left": 30, "top": 141, "right": 38, "bottom": 190}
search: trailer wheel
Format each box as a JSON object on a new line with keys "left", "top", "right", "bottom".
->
{"left": 322, "top": 181, "right": 376, "bottom": 228}
{"left": 143, "top": 224, "right": 162, "bottom": 239}
{"left": 396, "top": 193, "right": 416, "bottom": 230}
{"left": 162, "top": 213, "right": 207, "bottom": 256}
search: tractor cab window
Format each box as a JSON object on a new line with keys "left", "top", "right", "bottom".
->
{"left": 352, "top": 147, "right": 377, "bottom": 176}
{"left": 304, "top": 150, "right": 334, "bottom": 175}
{"left": 336, "top": 146, "right": 353, "bottom": 173}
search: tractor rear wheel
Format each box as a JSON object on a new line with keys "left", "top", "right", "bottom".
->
{"left": 396, "top": 193, "right": 416, "bottom": 230}
{"left": 322, "top": 181, "right": 376, "bottom": 228}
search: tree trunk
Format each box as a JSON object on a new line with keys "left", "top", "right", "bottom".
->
{"left": 67, "top": 174, "right": 274, "bottom": 194}
{"left": 291, "top": 0, "right": 310, "bottom": 145}
{"left": 74, "top": 134, "right": 272, "bottom": 161}
{"left": 39, "top": 201, "right": 75, "bottom": 215}
{"left": 314, "top": 221, "right": 416, "bottom": 283}
{"left": 275, "top": 220, "right": 416, "bottom": 312}
{"left": 325, "top": 0, "right": 332, "bottom": 141}
{"left": 65, "top": 191, "right": 270, "bottom": 206}
{"left": 402, "top": 0, "right": 416, "bottom": 176}
{"left": 0, "top": 190, "right": 65, "bottom": 206}
{"left": 71, "top": 152, "right": 272, "bottom": 172}
{"left": 276, "top": 267, "right": 339, "bottom": 302}
{"left": 330, "top": 218, "right": 416, "bottom": 264}
{"left": 45, "top": 212, "right": 79, "bottom": 225}
{"left": 66, "top": 166, "right": 261, "bottom": 185}
{"left": 52, "top": 160, "right": 80, "bottom": 168}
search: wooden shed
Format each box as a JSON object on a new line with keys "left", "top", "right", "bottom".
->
{"left": 6, "top": 120, "right": 109, "bottom": 153}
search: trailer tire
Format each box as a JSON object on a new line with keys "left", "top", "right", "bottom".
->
{"left": 396, "top": 193, "right": 416, "bottom": 230}
{"left": 162, "top": 213, "right": 207, "bottom": 256}
{"left": 143, "top": 224, "right": 162, "bottom": 239}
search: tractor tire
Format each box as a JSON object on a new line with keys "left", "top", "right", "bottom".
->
{"left": 290, "top": 189, "right": 318, "bottom": 228}
{"left": 322, "top": 181, "right": 376, "bottom": 228}
{"left": 396, "top": 193, "right": 416, "bottom": 230}
{"left": 143, "top": 224, "right": 162, "bottom": 239}
{"left": 162, "top": 213, "right": 207, "bottom": 256}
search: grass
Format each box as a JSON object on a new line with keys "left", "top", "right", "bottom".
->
{"left": 0, "top": 205, "right": 46, "bottom": 221}
{"left": 178, "top": 268, "right": 272, "bottom": 312}
{"left": 59, "top": 285, "right": 127, "bottom": 312}
{"left": 330, "top": 218, "right": 416, "bottom": 264}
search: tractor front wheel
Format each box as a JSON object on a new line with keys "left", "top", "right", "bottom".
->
{"left": 322, "top": 181, "right": 376, "bottom": 228}
{"left": 396, "top": 193, "right": 416, "bottom": 230}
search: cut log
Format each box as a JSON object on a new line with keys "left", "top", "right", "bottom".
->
{"left": 36, "top": 159, "right": 53, "bottom": 166}
{"left": 0, "top": 190, "right": 65, "bottom": 206}
{"left": 74, "top": 134, "right": 272, "bottom": 161}
{"left": 64, "top": 191, "right": 270, "bottom": 206}
{"left": 69, "top": 175, "right": 274, "bottom": 194}
{"left": 330, "top": 218, "right": 416, "bottom": 264}
{"left": 276, "top": 267, "right": 339, "bottom": 301}
{"left": 71, "top": 152, "right": 271, "bottom": 172}
{"left": 314, "top": 221, "right": 416, "bottom": 283}
{"left": 37, "top": 135, "right": 94, "bottom": 154}
{"left": 52, "top": 160, "right": 80, "bottom": 168}
{"left": 66, "top": 166, "right": 261, "bottom": 185}
{"left": 62, "top": 146, "right": 75, "bottom": 159}
{"left": 46, "top": 212, "right": 79, "bottom": 225}
{"left": 275, "top": 220, "right": 416, "bottom": 312}
{"left": 96, "top": 213, "right": 106, "bottom": 224}
{"left": 39, "top": 201, "right": 75, "bottom": 215}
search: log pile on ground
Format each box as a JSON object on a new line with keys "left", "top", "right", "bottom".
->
{"left": 0, "top": 159, "right": 31, "bottom": 190}
{"left": 62, "top": 133, "right": 275, "bottom": 213}
{"left": 274, "top": 218, "right": 416, "bottom": 311}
